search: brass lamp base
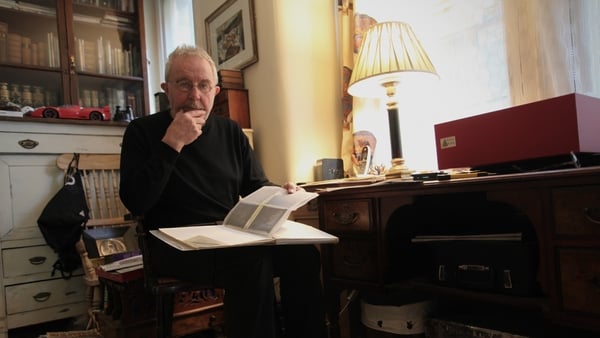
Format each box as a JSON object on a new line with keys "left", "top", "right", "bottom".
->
{"left": 384, "top": 158, "right": 414, "bottom": 180}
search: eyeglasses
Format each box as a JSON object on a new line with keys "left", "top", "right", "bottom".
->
{"left": 170, "top": 80, "right": 214, "bottom": 93}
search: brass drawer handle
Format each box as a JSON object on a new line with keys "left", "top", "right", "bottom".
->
{"left": 33, "top": 292, "right": 51, "bottom": 302}
{"left": 306, "top": 199, "right": 319, "bottom": 212}
{"left": 18, "top": 139, "right": 39, "bottom": 149}
{"left": 29, "top": 256, "right": 47, "bottom": 265}
{"left": 342, "top": 254, "right": 365, "bottom": 267}
{"left": 591, "top": 275, "right": 600, "bottom": 289}
{"left": 333, "top": 212, "right": 358, "bottom": 225}
{"left": 583, "top": 207, "right": 600, "bottom": 224}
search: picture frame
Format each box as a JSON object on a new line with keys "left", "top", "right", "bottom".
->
{"left": 82, "top": 226, "right": 138, "bottom": 258}
{"left": 205, "top": 0, "right": 258, "bottom": 70}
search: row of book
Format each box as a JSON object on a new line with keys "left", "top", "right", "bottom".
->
{"left": 80, "top": 87, "right": 142, "bottom": 117}
{"left": 218, "top": 69, "right": 245, "bottom": 89}
{"left": 74, "top": 0, "right": 136, "bottom": 14}
{"left": 74, "top": 36, "right": 141, "bottom": 77}
{"left": 0, "top": 22, "right": 60, "bottom": 68}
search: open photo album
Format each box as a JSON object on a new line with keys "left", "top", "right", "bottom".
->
{"left": 151, "top": 186, "right": 338, "bottom": 250}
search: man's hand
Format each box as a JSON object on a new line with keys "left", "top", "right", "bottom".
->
{"left": 162, "top": 109, "right": 207, "bottom": 152}
{"left": 282, "top": 182, "right": 303, "bottom": 194}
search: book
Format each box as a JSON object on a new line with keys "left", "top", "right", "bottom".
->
{"left": 0, "top": 21, "right": 6, "bottom": 63}
{"left": 151, "top": 186, "right": 339, "bottom": 250}
{"left": 99, "top": 254, "right": 143, "bottom": 271}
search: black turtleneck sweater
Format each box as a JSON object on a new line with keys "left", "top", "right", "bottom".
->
{"left": 119, "top": 110, "right": 272, "bottom": 230}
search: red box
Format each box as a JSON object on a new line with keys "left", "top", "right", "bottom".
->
{"left": 434, "top": 93, "right": 600, "bottom": 170}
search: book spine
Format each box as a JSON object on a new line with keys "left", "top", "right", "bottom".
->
{"left": 0, "top": 21, "right": 7, "bottom": 63}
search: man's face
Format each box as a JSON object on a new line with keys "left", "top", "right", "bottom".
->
{"left": 161, "top": 56, "right": 220, "bottom": 118}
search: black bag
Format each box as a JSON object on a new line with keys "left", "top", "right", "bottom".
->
{"left": 38, "top": 153, "right": 90, "bottom": 279}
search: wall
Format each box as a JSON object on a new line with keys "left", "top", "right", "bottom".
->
{"left": 185, "top": 0, "right": 599, "bottom": 181}
{"left": 193, "top": 0, "right": 341, "bottom": 185}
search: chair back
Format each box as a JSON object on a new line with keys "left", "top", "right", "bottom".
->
{"left": 57, "top": 153, "right": 131, "bottom": 227}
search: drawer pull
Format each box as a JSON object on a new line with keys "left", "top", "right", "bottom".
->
{"left": 306, "top": 199, "right": 319, "bottom": 212}
{"left": 18, "top": 139, "right": 39, "bottom": 149}
{"left": 332, "top": 209, "right": 358, "bottom": 225}
{"left": 29, "top": 256, "right": 47, "bottom": 265}
{"left": 458, "top": 264, "right": 490, "bottom": 271}
{"left": 591, "top": 275, "right": 600, "bottom": 289}
{"left": 583, "top": 207, "right": 600, "bottom": 224}
{"left": 33, "top": 292, "right": 51, "bottom": 302}
{"left": 343, "top": 254, "right": 365, "bottom": 267}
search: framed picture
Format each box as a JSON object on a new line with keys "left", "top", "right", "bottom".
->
{"left": 205, "top": 0, "right": 258, "bottom": 70}
{"left": 83, "top": 226, "right": 138, "bottom": 258}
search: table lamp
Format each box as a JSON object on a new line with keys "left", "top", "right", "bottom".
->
{"left": 347, "top": 21, "right": 438, "bottom": 179}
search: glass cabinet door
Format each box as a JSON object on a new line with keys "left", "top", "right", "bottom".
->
{"left": 0, "top": 0, "right": 148, "bottom": 120}
{"left": 0, "top": 0, "right": 65, "bottom": 114}
{"left": 70, "top": 0, "right": 147, "bottom": 118}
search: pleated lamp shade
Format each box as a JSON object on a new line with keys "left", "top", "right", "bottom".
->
{"left": 348, "top": 21, "right": 438, "bottom": 98}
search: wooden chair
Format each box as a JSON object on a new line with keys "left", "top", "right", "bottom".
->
{"left": 136, "top": 222, "right": 225, "bottom": 338}
{"left": 57, "top": 153, "right": 138, "bottom": 330}
{"left": 59, "top": 153, "right": 224, "bottom": 337}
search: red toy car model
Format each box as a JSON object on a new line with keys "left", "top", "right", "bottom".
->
{"left": 27, "top": 105, "right": 112, "bottom": 121}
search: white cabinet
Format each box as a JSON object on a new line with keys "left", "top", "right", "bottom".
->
{"left": 0, "top": 118, "right": 125, "bottom": 336}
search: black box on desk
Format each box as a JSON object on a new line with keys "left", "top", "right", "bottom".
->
{"left": 314, "top": 158, "right": 343, "bottom": 181}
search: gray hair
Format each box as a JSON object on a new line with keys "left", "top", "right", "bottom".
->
{"left": 164, "top": 44, "right": 218, "bottom": 84}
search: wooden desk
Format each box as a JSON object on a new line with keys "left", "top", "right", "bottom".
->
{"left": 318, "top": 167, "right": 600, "bottom": 337}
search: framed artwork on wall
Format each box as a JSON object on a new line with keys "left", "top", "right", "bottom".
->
{"left": 205, "top": 0, "right": 258, "bottom": 70}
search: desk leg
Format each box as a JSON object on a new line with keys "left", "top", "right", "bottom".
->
{"left": 325, "top": 285, "right": 342, "bottom": 338}
{"left": 327, "top": 288, "right": 364, "bottom": 338}
{"left": 347, "top": 292, "right": 363, "bottom": 338}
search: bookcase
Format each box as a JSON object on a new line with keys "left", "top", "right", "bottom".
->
{"left": 0, "top": 0, "right": 149, "bottom": 119}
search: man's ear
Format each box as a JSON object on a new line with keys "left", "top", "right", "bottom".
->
{"left": 214, "top": 86, "right": 221, "bottom": 95}
{"left": 160, "top": 82, "right": 168, "bottom": 93}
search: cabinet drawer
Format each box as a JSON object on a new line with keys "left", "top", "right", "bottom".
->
{"left": 322, "top": 200, "right": 372, "bottom": 232}
{"left": 7, "top": 301, "right": 86, "bottom": 329}
{"left": 557, "top": 248, "right": 600, "bottom": 317}
{"left": 331, "top": 238, "right": 378, "bottom": 281}
{"left": 5, "top": 277, "right": 84, "bottom": 314}
{"left": 2, "top": 245, "right": 56, "bottom": 278}
{"left": 293, "top": 198, "right": 319, "bottom": 218}
{"left": 552, "top": 185, "right": 600, "bottom": 235}
{"left": 0, "top": 132, "right": 123, "bottom": 154}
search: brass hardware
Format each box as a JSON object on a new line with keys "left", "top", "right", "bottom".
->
{"left": 332, "top": 207, "right": 358, "bottom": 225}
{"left": 70, "top": 55, "right": 76, "bottom": 74}
{"left": 29, "top": 256, "right": 46, "bottom": 265}
{"left": 306, "top": 198, "right": 319, "bottom": 212}
{"left": 583, "top": 207, "right": 600, "bottom": 224}
{"left": 18, "top": 139, "right": 39, "bottom": 149}
{"left": 33, "top": 292, "right": 51, "bottom": 302}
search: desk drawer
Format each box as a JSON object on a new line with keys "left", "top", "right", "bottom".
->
{"left": 552, "top": 185, "right": 600, "bottom": 235}
{"left": 2, "top": 245, "right": 55, "bottom": 278}
{"left": 557, "top": 248, "right": 600, "bottom": 317}
{"left": 6, "top": 277, "right": 84, "bottom": 314}
{"left": 331, "top": 238, "right": 378, "bottom": 281}
{"left": 322, "top": 199, "right": 372, "bottom": 232}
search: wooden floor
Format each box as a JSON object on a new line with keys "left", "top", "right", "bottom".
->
{"left": 7, "top": 318, "right": 226, "bottom": 338}
{"left": 8, "top": 318, "right": 85, "bottom": 338}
